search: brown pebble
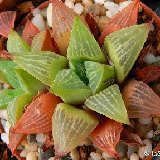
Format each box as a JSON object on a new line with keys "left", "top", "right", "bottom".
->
{"left": 100, "top": 5, "right": 106, "bottom": 16}
{"left": 98, "top": 16, "right": 109, "bottom": 32}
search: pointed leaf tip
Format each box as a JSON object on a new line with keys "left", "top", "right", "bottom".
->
{"left": 122, "top": 80, "right": 160, "bottom": 118}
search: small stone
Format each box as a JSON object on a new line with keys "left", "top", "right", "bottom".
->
{"left": 74, "top": 3, "right": 84, "bottom": 14}
{"left": 41, "top": 8, "right": 47, "bottom": 19}
{"left": 27, "top": 134, "right": 37, "bottom": 143}
{"left": 32, "top": 8, "right": 41, "bottom": 17}
{"left": 100, "top": 5, "right": 106, "bottom": 16}
{"left": 143, "top": 53, "right": 156, "bottom": 64}
{"left": 94, "top": 0, "right": 105, "bottom": 5}
{"left": 0, "top": 110, "right": 8, "bottom": 120}
{"left": 65, "top": 0, "right": 75, "bottom": 9}
{"left": 4, "top": 121, "right": 11, "bottom": 134}
{"left": 93, "top": 3, "right": 101, "bottom": 16}
{"left": 116, "top": 142, "right": 127, "bottom": 158}
{"left": 127, "top": 146, "right": 139, "bottom": 158}
{"left": 20, "top": 149, "right": 29, "bottom": 158}
{"left": 138, "top": 118, "right": 152, "bottom": 125}
{"left": 1, "top": 133, "right": 9, "bottom": 144}
{"left": 90, "top": 152, "right": 102, "bottom": 160}
{"left": 106, "top": 10, "right": 113, "bottom": 18}
{"left": 119, "top": 1, "right": 132, "bottom": 11}
{"left": 102, "top": 152, "right": 113, "bottom": 159}
{"left": 40, "top": 147, "right": 54, "bottom": 160}
{"left": 104, "top": 1, "right": 115, "bottom": 10}
{"left": 146, "top": 130, "right": 154, "bottom": 139}
{"left": 25, "top": 143, "right": 38, "bottom": 152}
{"left": 70, "top": 149, "right": 80, "bottom": 160}
{"left": 153, "top": 117, "right": 160, "bottom": 126}
{"left": 48, "top": 157, "right": 55, "bottom": 160}
{"left": 82, "top": 0, "right": 93, "bottom": 6}
{"left": 1, "top": 119, "right": 6, "bottom": 129}
{"left": 46, "top": 3, "right": 52, "bottom": 28}
{"left": 26, "top": 152, "right": 38, "bottom": 160}
{"left": 98, "top": 16, "right": 109, "bottom": 32}
{"left": 36, "top": 133, "right": 46, "bottom": 143}
{"left": 130, "top": 153, "right": 139, "bottom": 160}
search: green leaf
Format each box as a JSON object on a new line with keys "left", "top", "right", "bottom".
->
{"left": 0, "top": 89, "right": 23, "bottom": 109}
{"left": 69, "top": 60, "right": 89, "bottom": 85}
{"left": 7, "top": 93, "right": 34, "bottom": 127}
{"left": 84, "top": 61, "right": 115, "bottom": 94}
{"left": 52, "top": 103, "right": 98, "bottom": 156}
{"left": 7, "top": 30, "right": 31, "bottom": 54}
{"left": 50, "top": 69, "right": 91, "bottom": 104}
{"left": 0, "top": 70, "right": 9, "bottom": 84}
{"left": 0, "top": 60, "right": 20, "bottom": 88}
{"left": 15, "top": 68, "right": 46, "bottom": 94}
{"left": 104, "top": 24, "right": 149, "bottom": 84}
{"left": 67, "top": 17, "right": 106, "bottom": 63}
{"left": 85, "top": 84, "right": 129, "bottom": 124}
{"left": 13, "top": 51, "right": 68, "bottom": 86}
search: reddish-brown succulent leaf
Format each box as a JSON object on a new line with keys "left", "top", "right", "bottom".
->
{"left": 51, "top": 0, "right": 79, "bottom": 55}
{"left": 99, "top": 0, "right": 139, "bottom": 46}
{"left": 122, "top": 80, "right": 160, "bottom": 118}
{"left": 90, "top": 118, "right": 123, "bottom": 158}
{"left": 22, "top": 20, "right": 40, "bottom": 45}
{"left": 140, "top": 2, "right": 160, "bottom": 28}
{"left": 144, "top": 142, "right": 160, "bottom": 160}
{"left": 38, "top": 1, "right": 50, "bottom": 9}
{"left": 133, "top": 66, "right": 160, "bottom": 84}
{"left": 0, "top": 50, "right": 13, "bottom": 60}
{"left": 32, "top": 30, "right": 57, "bottom": 52}
{"left": 11, "top": 92, "right": 61, "bottom": 134}
{"left": 0, "top": 11, "right": 16, "bottom": 38}
{"left": 121, "top": 129, "right": 144, "bottom": 147}
{"left": 8, "top": 132, "right": 26, "bottom": 154}
{"left": 85, "top": 13, "right": 99, "bottom": 41}
{"left": 0, "top": 122, "right": 4, "bottom": 133}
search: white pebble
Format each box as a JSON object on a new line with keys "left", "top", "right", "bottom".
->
{"left": 90, "top": 152, "right": 102, "bottom": 160}
{"left": 32, "top": 8, "right": 41, "bottom": 17}
{"left": 154, "top": 56, "right": 160, "bottom": 63}
{"left": 102, "top": 152, "right": 113, "bottom": 159}
{"left": 25, "top": 143, "right": 38, "bottom": 152}
{"left": 1, "top": 133, "right": 9, "bottom": 144}
{"left": 70, "top": 149, "right": 80, "bottom": 160}
{"left": 146, "top": 130, "right": 154, "bottom": 139}
{"left": 65, "top": 0, "right": 75, "bottom": 9}
{"left": 0, "top": 110, "right": 8, "bottom": 120}
{"left": 4, "top": 121, "right": 11, "bottom": 134}
{"left": 138, "top": 118, "right": 152, "bottom": 125}
{"left": 47, "top": 3, "right": 52, "bottom": 27}
{"left": 104, "top": 1, "right": 115, "bottom": 10}
{"left": 119, "top": 1, "right": 132, "bottom": 12}
{"left": 105, "top": 10, "right": 113, "bottom": 18}
{"left": 143, "top": 53, "right": 156, "bottom": 64}
{"left": 36, "top": 133, "right": 46, "bottom": 143}
{"left": 74, "top": 3, "right": 84, "bottom": 14}
{"left": 82, "top": 0, "right": 93, "bottom": 6}
{"left": 48, "top": 157, "right": 55, "bottom": 160}
{"left": 94, "top": 0, "right": 105, "bottom": 5}
{"left": 26, "top": 152, "right": 38, "bottom": 160}
{"left": 1, "top": 119, "right": 6, "bottom": 129}
{"left": 41, "top": 8, "right": 47, "bottom": 19}
{"left": 32, "top": 14, "right": 46, "bottom": 31}
{"left": 130, "top": 153, "right": 139, "bottom": 160}
{"left": 20, "top": 149, "right": 29, "bottom": 158}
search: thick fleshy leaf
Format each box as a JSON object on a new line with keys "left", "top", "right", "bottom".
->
{"left": 52, "top": 103, "right": 99, "bottom": 157}
{"left": 13, "top": 51, "right": 67, "bottom": 86}
{"left": 7, "top": 93, "right": 34, "bottom": 127}
{"left": 31, "top": 30, "right": 56, "bottom": 52}
{"left": 85, "top": 84, "right": 129, "bottom": 124}
{"left": 104, "top": 24, "right": 149, "bottom": 84}
{"left": 0, "top": 50, "right": 13, "bottom": 60}
{"left": 15, "top": 68, "right": 46, "bottom": 94}
{"left": 0, "top": 70, "right": 9, "bottom": 84}
{"left": 22, "top": 20, "right": 40, "bottom": 45}
{"left": 8, "top": 132, "right": 26, "bottom": 154}
{"left": 67, "top": 17, "right": 106, "bottom": 63}
{"left": 69, "top": 60, "right": 89, "bottom": 85}
{"left": 90, "top": 118, "right": 123, "bottom": 158}
{"left": 140, "top": 2, "right": 160, "bottom": 28}
{"left": 122, "top": 80, "right": 160, "bottom": 118}
{"left": 0, "top": 89, "right": 23, "bottom": 109}
{"left": 0, "top": 60, "right": 20, "bottom": 88}
{"left": 99, "top": 0, "right": 139, "bottom": 45}
{"left": 50, "top": 69, "right": 91, "bottom": 104}
{"left": 51, "top": 0, "right": 77, "bottom": 55}
{"left": 7, "top": 30, "right": 31, "bottom": 54}
{"left": 0, "top": 11, "right": 16, "bottom": 38}
{"left": 121, "top": 129, "right": 144, "bottom": 147}
{"left": 11, "top": 92, "right": 61, "bottom": 134}
{"left": 84, "top": 61, "right": 115, "bottom": 94}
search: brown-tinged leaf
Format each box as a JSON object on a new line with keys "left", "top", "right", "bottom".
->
{"left": 99, "top": 0, "right": 139, "bottom": 46}
{"left": 121, "top": 129, "right": 144, "bottom": 147}
{"left": 122, "top": 80, "right": 160, "bottom": 118}
{"left": 11, "top": 92, "right": 61, "bottom": 134}
{"left": 0, "top": 50, "right": 12, "bottom": 60}
{"left": 38, "top": 1, "right": 50, "bottom": 9}
{"left": 17, "top": 1, "right": 34, "bottom": 14}
{"left": 90, "top": 118, "right": 123, "bottom": 158}
{"left": 8, "top": 132, "right": 26, "bottom": 154}
{"left": 31, "top": 30, "right": 57, "bottom": 52}
{"left": 22, "top": 20, "right": 40, "bottom": 45}
{"left": 85, "top": 13, "right": 99, "bottom": 41}
{"left": 51, "top": 0, "right": 79, "bottom": 55}
{"left": 140, "top": 2, "right": 160, "bottom": 28}
{"left": 0, "top": 11, "right": 16, "bottom": 38}
{"left": 133, "top": 66, "right": 160, "bottom": 84}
